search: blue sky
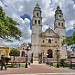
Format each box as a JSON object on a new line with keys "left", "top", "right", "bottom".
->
{"left": 0, "top": 0, "right": 75, "bottom": 48}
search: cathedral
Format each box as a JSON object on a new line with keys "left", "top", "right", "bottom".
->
{"left": 31, "top": 4, "right": 67, "bottom": 63}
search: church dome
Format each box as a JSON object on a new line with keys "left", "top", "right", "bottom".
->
{"left": 34, "top": 3, "right": 41, "bottom": 11}
{"left": 55, "top": 6, "right": 63, "bottom": 14}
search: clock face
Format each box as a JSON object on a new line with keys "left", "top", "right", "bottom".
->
{"left": 58, "top": 15, "right": 63, "bottom": 20}
{"left": 59, "top": 15, "right": 61, "bottom": 17}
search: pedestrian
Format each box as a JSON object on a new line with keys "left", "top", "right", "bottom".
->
{"left": 62, "top": 63, "right": 64, "bottom": 68}
{"left": 1, "top": 55, "right": 7, "bottom": 70}
{"left": 70, "top": 61, "right": 72, "bottom": 69}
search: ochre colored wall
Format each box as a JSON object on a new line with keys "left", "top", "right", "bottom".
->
{"left": 0, "top": 47, "right": 12, "bottom": 58}
{"left": 0, "top": 50, "right": 2, "bottom": 57}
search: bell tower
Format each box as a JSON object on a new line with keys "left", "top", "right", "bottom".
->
{"left": 32, "top": 4, "right": 42, "bottom": 33}
{"left": 31, "top": 4, "right": 42, "bottom": 63}
{"left": 54, "top": 6, "right": 65, "bottom": 30}
{"left": 54, "top": 6, "right": 67, "bottom": 58}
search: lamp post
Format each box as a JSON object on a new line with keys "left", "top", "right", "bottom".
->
{"left": 55, "top": 45, "right": 60, "bottom": 68}
{"left": 46, "top": 54, "right": 49, "bottom": 64}
{"left": 25, "top": 45, "right": 30, "bottom": 68}
{"left": 70, "top": 57, "right": 72, "bottom": 69}
{"left": 65, "top": 55, "right": 67, "bottom": 59}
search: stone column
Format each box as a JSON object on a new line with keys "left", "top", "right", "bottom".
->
{"left": 43, "top": 56, "right": 46, "bottom": 63}
{"left": 5, "top": 50, "right": 8, "bottom": 58}
{"left": 20, "top": 51, "right": 22, "bottom": 57}
{"left": 0, "top": 50, "right": 2, "bottom": 58}
{"left": 25, "top": 55, "right": 27, "bottom": 63}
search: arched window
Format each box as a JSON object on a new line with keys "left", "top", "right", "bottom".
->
{"left": 58, "top": 22, "right": 60, "bottom": 26}
{"left": 35, "top": 20, "right": 37, "bottom": 24}
{"left": 43, "top": 40, "right": 44, "bottom": 43}
{"left": 55, "top": 41, "right": 57, "bottom": 44}
{"left": 37, "top": 13, "right": 39, "bottom": 17}
{"left": 38, "top": 20, "right": 40, "bottom": 24}
{"left": 47, "top": 49, "right": 53, "bottom": 58}
{"left": 62, "top": 23, "right": 63, "bottom": 27}
{"left": 23, "top": 48, "right": 24, "bottom": 50}
{"left": 48, "top": 39, "right": 51, "bottom": 44}
{"left": 21, "top": 51, "right": 25, "bottom": 57}
{"left": 59, "top": 15, "right": 61, "bottom": 17}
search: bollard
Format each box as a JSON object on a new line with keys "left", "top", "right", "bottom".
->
{"left": 19, "top": 64, "right": 20, "bottom": 68}
{"left": 29, "top": 62, "right": 30, "bottom": 65}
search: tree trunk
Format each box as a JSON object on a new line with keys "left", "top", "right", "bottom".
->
{"left": 13, "top": 56, "right": 15, "bottom": 63}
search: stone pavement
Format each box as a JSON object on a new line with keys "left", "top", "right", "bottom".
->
{"left": 0, "top": 64, "right": 75, "bottom": 75}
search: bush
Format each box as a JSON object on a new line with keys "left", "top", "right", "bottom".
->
{"left": 9, "top": 48, "right": 20, "bottom": 63}
{"left": 60, "top": 59, "right": 66, "bottom": 66}
{"left": 6, "top": 58, "right": 11, "bottom": 64}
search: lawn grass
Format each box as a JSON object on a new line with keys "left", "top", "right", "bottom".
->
{"left": 0, "top": 64, "right": 26, "bottom": 68}
{"left": 51, "top": 63, "right": 75, "bottom": 68}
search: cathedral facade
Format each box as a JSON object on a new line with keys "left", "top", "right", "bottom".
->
{"left": 31, "top": 4, "right": 67, "bottom": 63}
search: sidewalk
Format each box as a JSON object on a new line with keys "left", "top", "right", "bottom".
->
{"left": 0, "top": 64, "right": 75, "bottom": 75}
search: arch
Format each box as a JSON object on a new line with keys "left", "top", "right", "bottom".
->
{"left": 35, "top": 20, "right": 37, "bottom": 24}
{"left": 20, "top": 14, "right": 32, "bottom": 30}
{"left": 37, "top": 13, "right": 39, "bottom": 17}
{"left": 23, "top": 48, "right": 25, "bottom": 50}
{"left": 48, "top": 39, "right": 51, "bottom": 43}
{"left": 47, "top": 49, "right": 53, "bottom": 58}
{"left": 62, "top": 23, "right": 63, "bottom": 27}
{"left": 21, "top": 51, "right": 25, "bottom": 57}
{"left": 38, "top": 20, "right": 40, "bottom": 24}
{"left": 58, "top": 22, "right": 60, "bottom": 26}
{"left": 43, "top": 40, "right": 44, "bottom": 43}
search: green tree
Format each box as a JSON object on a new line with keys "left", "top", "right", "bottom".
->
{"left": 73, "top": 23, "right": 75, "bottom": 29}
{"left": 62, "top": 24, "right": 75, "bottom": 51}
{"left": 0, "top": 6, "right": 22, "bottom": 41}
{"left": 9, "top": 48, "right": 20, "bottom": 63}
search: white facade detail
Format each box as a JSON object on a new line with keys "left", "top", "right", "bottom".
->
{"left": 31, "top": 4, "right": 67, "bottom": 63}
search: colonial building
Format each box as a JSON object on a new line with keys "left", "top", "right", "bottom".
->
{"left": 0, "top": 45, "right": 11, "bottom": 58}
{"left": 18, "top": 43, "right": 27, "bottom": 57}
{"left": 18, "top": 43, "right": 31, "bottom": 57}
{"left": 31, "top": 4, "right": 67, "bottom": 63}
{"left": 67, "top": 51, "right": 75, "bottom": 58}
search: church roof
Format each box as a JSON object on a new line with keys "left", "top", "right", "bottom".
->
{"left": 18, "top": 42, "right": 27, "bottom": 50}
{"left": 36, "top": 3, "right": 39, "bottom": 7}
{"left": 34, "top": 3, "right": 41, "bottom": 11}
{"left": 40, "top": 27, "right": 59, "bottom": 37}
{"left": 55, "top": 6, "right": 63, "bottom": 14}
{"left": 21, "top": 42, "right": 27, "bottom": 47}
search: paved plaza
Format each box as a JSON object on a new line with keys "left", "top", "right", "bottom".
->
{"left": 0, "top": 64, "right": 75, "bottom": 75}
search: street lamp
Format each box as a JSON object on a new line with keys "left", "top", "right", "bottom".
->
{"left": 70, "top": 57, "right": 72, "bottom": 69}
{"left": 25, "top": 45, "right": 30, "bottom": 68}
{"left": 46, "top": 54, "right": 49, "bottom": 64}
{"left": 65, "top": 55, "right": 67, "bottom": 59}
{"left": 55, "top": 45, "right": 60, "bottom": 68}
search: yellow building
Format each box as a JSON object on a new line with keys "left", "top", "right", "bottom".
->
{"left": 0, "top": 45, "right": 11, "bottom": 58}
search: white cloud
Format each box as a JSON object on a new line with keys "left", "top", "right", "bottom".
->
{"left": 73, "top": 4, "right": 75, "bottom": 9}
{"left": 12, "top": 13, "right": 19, "bottom": 19}
{"left": 42, "top": 25, "right": 48, "bottom": 32}
{"left": 0, "top": 0, "right": 75, "bottom": 48}
{"left": 18, "top": 5, "right": 24, "bottom": 12}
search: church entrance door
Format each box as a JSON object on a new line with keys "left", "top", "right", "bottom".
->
{"left": 21, "top": 51, "right": 25, "bottom": 57}
{"left": 47, "top": 49, "right": 53, "bottom": 58}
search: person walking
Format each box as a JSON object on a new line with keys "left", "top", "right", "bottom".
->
{"left": 1, "top": 55, "right": 7, "bottom": 70}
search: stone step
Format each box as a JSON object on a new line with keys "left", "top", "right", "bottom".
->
{"left": 33, "top": 61, "right": 39, "bottom": 64}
